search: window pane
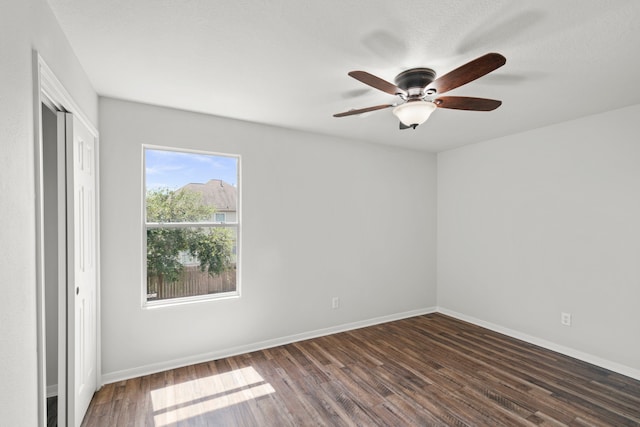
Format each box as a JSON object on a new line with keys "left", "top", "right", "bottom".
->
{"left": 146, "top": 226, "right": 237, "bottom": 301}
{"left": 145, "top": 149, "right": 238, "bottom": 223}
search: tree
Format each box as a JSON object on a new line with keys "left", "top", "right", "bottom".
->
{"left": 146, "top": 188, "right": 235, "bottom": 298}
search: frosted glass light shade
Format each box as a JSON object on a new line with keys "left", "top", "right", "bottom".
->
{"left": 393, "top": 101, "right": 437, "bottom": 126}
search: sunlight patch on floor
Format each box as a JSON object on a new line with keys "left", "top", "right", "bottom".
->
{"left": 151, "top": 366, "right": 275, "bottom": 426}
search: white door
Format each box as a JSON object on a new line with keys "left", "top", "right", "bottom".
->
{"left": 65, "top": 112, "right": 97, "bottom": 426}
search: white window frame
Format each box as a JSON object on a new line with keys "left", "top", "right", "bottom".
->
{"left": 142, "top": 145, "right": 241, "bottom": 307}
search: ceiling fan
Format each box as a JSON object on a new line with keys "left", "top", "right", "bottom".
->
{"left": 333, "top": 52, "right": 506, "bottom": 129}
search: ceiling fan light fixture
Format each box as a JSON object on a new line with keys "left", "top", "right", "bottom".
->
{"left": 393, "top": 101, "right": 437, "bottom": 126}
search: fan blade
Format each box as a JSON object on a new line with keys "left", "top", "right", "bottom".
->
{"left": 428, "top": 53, "right": 506, "bottom": 94}
{"left": 333, "top": 104, "right": 395, "bottom": 117}
{"left": 434, "top": 96, "right": 502, "bottom": 111}
{"left": 348, "top": 71, "right": 406, "bottom": 96}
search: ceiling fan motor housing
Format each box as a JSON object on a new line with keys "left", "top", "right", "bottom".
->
{"left": 394, "top": 68, "right": 437, "bottom": 96}
{"left": 333, "top": 53, "right": 505, "bottom": 120}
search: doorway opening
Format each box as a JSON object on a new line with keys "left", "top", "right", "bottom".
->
{"left": 42, "top": 102, "right": 60, "bottom": 426}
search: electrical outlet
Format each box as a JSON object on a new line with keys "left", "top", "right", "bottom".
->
{"left": 561, "top": 312, "right": 571, "bottom": 326}
{"left": 332, "top": 297, "right": 340, "bottom": 309}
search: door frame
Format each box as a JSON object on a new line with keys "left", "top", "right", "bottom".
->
{"left": 33, "top": 52, "right": 101, "bottom": 427}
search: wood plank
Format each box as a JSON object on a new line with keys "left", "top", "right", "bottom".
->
{"left": 82, "top": 314, "right": 640, "bottom": 426}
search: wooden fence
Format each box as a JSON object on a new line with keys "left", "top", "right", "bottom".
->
{"left": 147, "top": 264, "right": 236, "bottom": 301}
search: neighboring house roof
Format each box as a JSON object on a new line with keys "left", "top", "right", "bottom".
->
{"left": 179, "top": 179, "right": 237, "bottom": 212}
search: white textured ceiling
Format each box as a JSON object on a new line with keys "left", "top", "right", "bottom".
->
{"left": 47, "top": 0, "right": 640, "bottom": 152}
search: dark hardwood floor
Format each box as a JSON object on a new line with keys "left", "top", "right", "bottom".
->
{"left": 48, "top": 395, "right": 57, "bottom": 427}
{"left": 82, "top": 313, "right": 640, "bottom": 426}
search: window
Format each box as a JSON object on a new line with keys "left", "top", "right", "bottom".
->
{"left": 144, "top": 147, "right": 239, "bottom": 305}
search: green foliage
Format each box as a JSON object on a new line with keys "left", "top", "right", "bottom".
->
{"left": 146, "top": 188, "right": 234, "bottom": 287}
{"left": 146, "top": 228, "right": 188, "bottom": 284}
{"left": 187, "top": 228, "right": 235, "bottom": 275}
{"left": 146, "top": 187, "right": 214, "bottom": 222}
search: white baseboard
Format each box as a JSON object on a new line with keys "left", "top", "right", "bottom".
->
{"left": 101, "top": 305, "right": 640, "bottom": 385}
{"left": 101, "top": 306, "right": 438, "bottom": 385}
{"left": 437, "top": 307, "right": 640, "bottom": 381}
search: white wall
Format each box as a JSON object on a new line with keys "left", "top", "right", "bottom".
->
{"left": 0, "top": 0, "right": 97, "bottom": 424}
{"left": 99, "top": 97, "right": 438, "bottom": 379}
{"left": 438, "top": 104, "right": 640, "bottom": 375}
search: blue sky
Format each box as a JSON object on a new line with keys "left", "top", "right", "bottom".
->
{"left": 145, "top": 148, "right": 238, "bottom": 190}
